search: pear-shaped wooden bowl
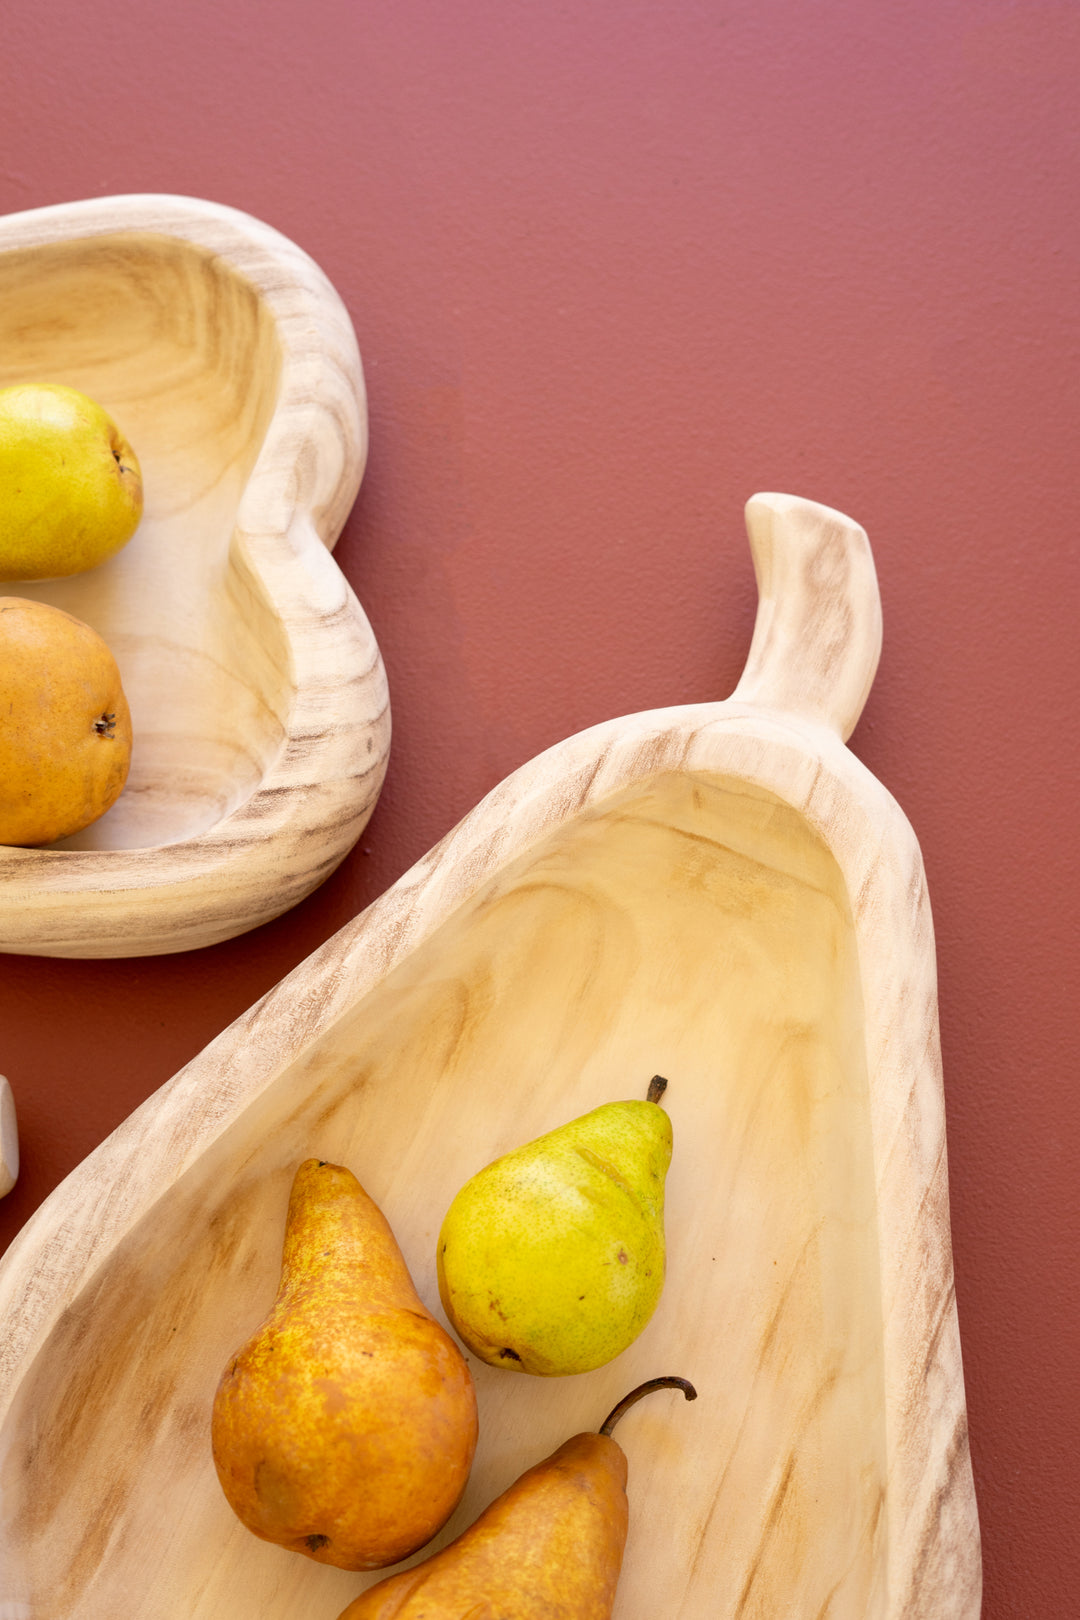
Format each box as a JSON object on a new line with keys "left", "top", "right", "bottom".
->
{"left": 0, "top": 495, "right": 980, "bottom": 1618}
{"left": 0, "top": 194, "right": 389, "bottom": 958}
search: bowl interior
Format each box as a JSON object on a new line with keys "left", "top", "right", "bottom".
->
{"left": 0, "top": 230, "right": 287, "bottom": 849}
{"left": 0, "top": 770, "right": 887, "bottom": 1618}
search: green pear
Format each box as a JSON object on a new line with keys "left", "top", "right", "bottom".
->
{"left": 0, "top": 383, "right": 143, "bottom": 581}
{"left": 437, "top": 1077, "right": 672, "bottom": 1376}
{"left": 335, "top": 1377, "right": 697, "bottom": 1620}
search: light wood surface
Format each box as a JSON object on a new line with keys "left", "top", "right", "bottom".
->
{"left": 0, "top": 194, "right": 389, "bottom": 957}
{"left": 0, "top": 495, "right": 980, "bottom": 1617}
{"left": 0, "top": 1079, "right": 16, "bottom": 1199}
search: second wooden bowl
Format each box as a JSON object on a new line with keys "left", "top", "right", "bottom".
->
{"left": 0, "top": 496, "right": 980, "bottom": 1617}
{"left": 0, "top": 193, "right": 389, "bottom": 958}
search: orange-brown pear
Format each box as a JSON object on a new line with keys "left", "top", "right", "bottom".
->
{"left": 211, "top": 1160, "right": 479, "bottom": 1571}
{"left": 0, "top": 596, "right": 132, "bottom": 846}
{"left": 336, "top": 1377, "right": 697, "bottom": 1619}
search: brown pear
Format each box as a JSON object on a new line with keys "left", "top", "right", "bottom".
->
{"left": 336, "top": 1376, "right": 697, "bottom": 1619}
{"left": 211, "top": 1159, "right": 479, "bottom": 1570}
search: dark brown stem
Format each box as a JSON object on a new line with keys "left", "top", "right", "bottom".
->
{"left": 646, "top": 1074, "right": 668, "bottom": 1105}
{"left": 599, "top": 1376, "right": 697, "bottom": 1437}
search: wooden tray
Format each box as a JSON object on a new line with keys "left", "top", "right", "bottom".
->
{"left": 0, "top": 194, "right": 389, "bottom": 958}
{"left": 0, "top": 494, "right": 980, "bottom": 1617}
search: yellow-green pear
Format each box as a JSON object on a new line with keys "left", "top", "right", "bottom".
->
{"left": 437, "top": 1077, "right": 672, "bottom": 1376}
{"left": 211, "top": 1159, "right": 479, "bottom": 1571}
{"left": 0, "top": 383, "right": 143, "bottom": 580}
{"left": 336, "top": 1377, "right": 697, "bottom": 1620}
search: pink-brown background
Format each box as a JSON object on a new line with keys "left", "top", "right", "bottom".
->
{"left": 1, "top": 3, "right": 1077, "bottom": 1614}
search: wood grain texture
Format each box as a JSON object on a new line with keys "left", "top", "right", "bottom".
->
{"left": 0, "top": 495, "right": 980, "bottom": 1617}
{"left": 0, "top": 194, "right": 390, "bottom": 957}
{"left": 0, "top": 1079, "right": 16, "bottom": 1198}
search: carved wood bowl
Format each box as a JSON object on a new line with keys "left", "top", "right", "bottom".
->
{"left": 0, "top": 194, "right": 389, "bottom": 958}
{"left": 0, "top": 495, "right": 981, "bottom": 1617}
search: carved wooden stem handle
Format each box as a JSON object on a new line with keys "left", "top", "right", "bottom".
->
{"left": 731, "top": 492, "right": 883, "bottom": 742}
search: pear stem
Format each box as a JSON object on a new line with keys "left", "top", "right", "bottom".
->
{"left": 599, "top": 1376, "right": 697, "bottom": 1437}
{"left": 646, "top": 1075, "right": 668, "bottom": 1105}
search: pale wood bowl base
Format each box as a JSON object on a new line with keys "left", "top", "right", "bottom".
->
{"left": 0, "top": 231, "right": 288, "bottom": 848}
{"left": 3, "top": 773, "right": 884, "bottom": 1618}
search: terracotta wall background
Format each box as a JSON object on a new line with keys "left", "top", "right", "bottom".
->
{"left": 1, "top": 2, "right": 1076, "bottom": 1614}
